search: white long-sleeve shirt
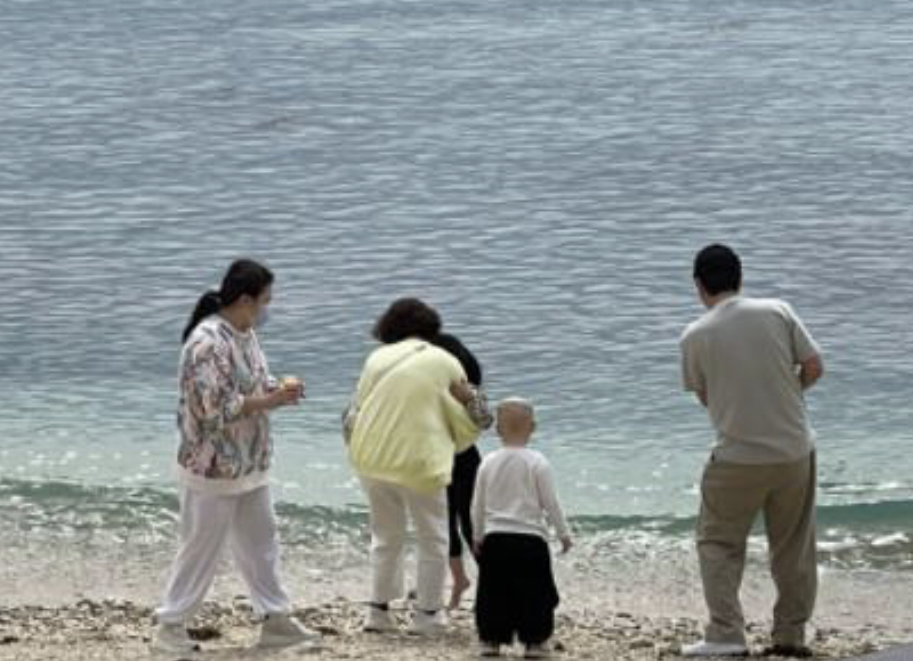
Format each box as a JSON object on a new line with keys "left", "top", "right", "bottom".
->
{"left": 471, "top": 446, "right": 570, "bottom": 543}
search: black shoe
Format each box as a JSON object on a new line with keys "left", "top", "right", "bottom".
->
{"left": 762, "top": 644, "right": 813, "bottom": 658}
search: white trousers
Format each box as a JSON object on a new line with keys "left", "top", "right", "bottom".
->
{"left": 361, "top": 477, "right": 449, "bottom": 612}
{"left": 156, "top": 485, "right": 291, "bottom": 624}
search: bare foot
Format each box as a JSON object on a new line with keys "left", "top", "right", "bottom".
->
{"left": 448, "top": 575, "right": 471, "bottom": 610}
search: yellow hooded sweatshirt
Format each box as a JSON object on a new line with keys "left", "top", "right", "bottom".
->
{"left": 348, "top": 338, "right": 481, "bottom": 493}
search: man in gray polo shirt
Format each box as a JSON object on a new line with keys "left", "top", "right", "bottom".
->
{"left": 680, "top": 244, "right": 824, "bottom": 658}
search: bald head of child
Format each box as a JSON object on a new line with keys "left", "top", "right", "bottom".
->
{"left": 495, "top": 397, "right": 536, "bottom": 446}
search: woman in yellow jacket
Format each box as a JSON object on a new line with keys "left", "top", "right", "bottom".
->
{"left": 348, "top": 298, "right": 482, "bottom": 636}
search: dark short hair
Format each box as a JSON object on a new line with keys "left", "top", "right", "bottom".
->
{"left": 693, "top": 244, "right": 742, "bottom": 296}
{"left": 372, "top": 297, "right": 442, "bottom": 343}
{"left": 432, "top": 332, "right": 483, "bottom": 386}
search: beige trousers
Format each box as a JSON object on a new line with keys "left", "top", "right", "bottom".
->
{"left": 360, "top": 477, "right": 449, "bottom": 612}
{"left": 697, "top": 452, "right": 817, "bottom": 646}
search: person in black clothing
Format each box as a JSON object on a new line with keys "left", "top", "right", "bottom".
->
{"left": 431, "top": 332, "right": 493, "bottom": 609}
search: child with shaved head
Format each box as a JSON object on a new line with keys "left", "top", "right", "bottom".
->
{"left": 470, "top": 398, "right": 572, "bottom": 658}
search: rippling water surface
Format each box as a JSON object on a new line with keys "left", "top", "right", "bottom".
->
{"left": 1, "top": 0, "right": 912, "bottom": 563}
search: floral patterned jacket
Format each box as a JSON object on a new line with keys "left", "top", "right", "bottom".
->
{"left": 176, "top": 316, "right": 273, "bottom": 491}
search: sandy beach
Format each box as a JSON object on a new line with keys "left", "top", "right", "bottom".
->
{"left": 3, "top": 537, "right": 912, "bottom": 661}
{"left": 0, "top": 595, "right": 902, "bottom": 661}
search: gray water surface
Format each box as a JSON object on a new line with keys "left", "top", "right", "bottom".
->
{"left": 1, "top": 0, "right": 912, "bottom": 531}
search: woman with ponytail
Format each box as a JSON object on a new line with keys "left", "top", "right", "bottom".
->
{"left": 154, "top": 259, "right": 319, "bottom": 653}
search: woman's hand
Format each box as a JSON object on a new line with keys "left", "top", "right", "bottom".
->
{"left": 449, "top": 379, "right": 475, "bottom": 406}
{"left": 243, "top": 385, "right": 301, "bottom": 415}
{"left": 269, "top": 384, "right": 302, "bottom": 408}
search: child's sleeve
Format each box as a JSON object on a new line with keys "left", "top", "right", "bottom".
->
{"left": 470, "top": 464, "right": 487, "bottom": 544}
{"left": 536, "top": 458, "right": 570, "bottom": 540}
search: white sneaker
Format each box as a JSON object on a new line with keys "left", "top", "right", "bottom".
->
{"left": 258, "top": 613, "right": 321, "bottom": 649}
{"left": 152, "top": 622, "right": 200, "bottom": 654}
{"left": 363, "top": 604, "right": 399, "bottom": 632}
{"left": 407, "top": 609, "right": 447, "bottom": 636}
{"left": 681, "top": 640, "right": 748, "bottom": 657}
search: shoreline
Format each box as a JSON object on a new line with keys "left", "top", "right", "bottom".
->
{"left": 0, "top": 596, "right": 900, "bottom": 661}
{"left": 3, "top": 539, "right": 913, "bottom": 661}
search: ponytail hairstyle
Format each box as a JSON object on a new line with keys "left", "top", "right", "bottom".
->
{"left": 182, "top": 259, "right": 274, "bottom": 342}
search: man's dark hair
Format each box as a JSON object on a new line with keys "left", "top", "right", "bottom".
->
{"left": 693, "top": 244, "right": 742, "bottom": 296}
{"left": 372, "top": 297, "right": 442, "bottom": 343}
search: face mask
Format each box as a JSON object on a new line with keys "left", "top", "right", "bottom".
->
{"left": 255, "top": 306, "right": 270, "bottom": 329}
